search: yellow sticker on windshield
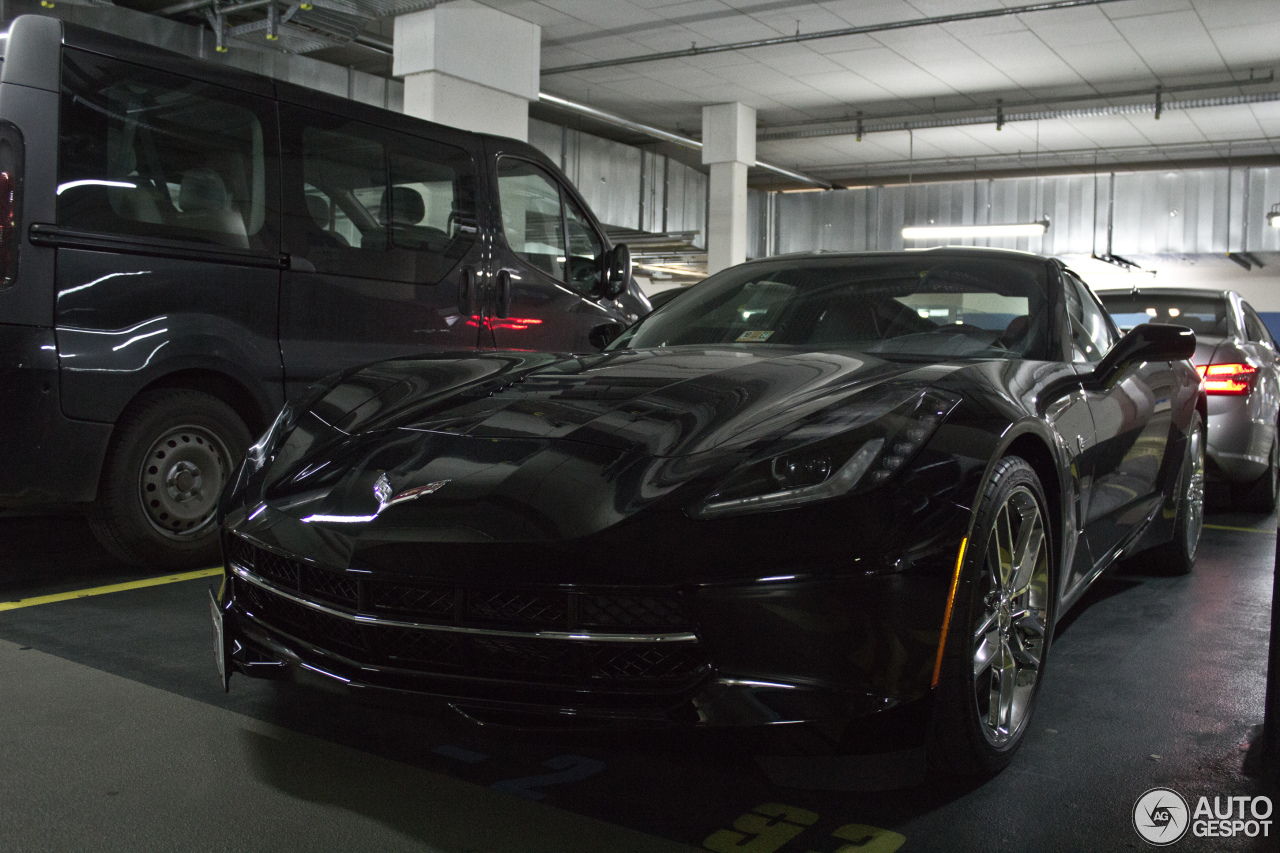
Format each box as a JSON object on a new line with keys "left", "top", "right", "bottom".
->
{"left": 736, "top": 330, "right": 774, "bottom": 342}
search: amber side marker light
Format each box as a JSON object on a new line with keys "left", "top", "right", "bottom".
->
{"left": 932, "top": 536, "right": 969, "bottom": 688}
{"left": 1197, "top": 362, "right": 1256, "bottom": 395}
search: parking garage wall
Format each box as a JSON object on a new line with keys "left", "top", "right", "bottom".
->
{"left": 527, "top": 119, "right": 708, "bottom": 244}
{"left": 769, "top": 167, "right": 1280, "bottom": 320}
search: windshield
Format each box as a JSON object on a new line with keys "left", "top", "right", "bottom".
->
{"left": 611, "top": 255, "right": 1051, "bottom": 360}
{"left": 1098, "top": 293, "right": 1229, "bottom": 337}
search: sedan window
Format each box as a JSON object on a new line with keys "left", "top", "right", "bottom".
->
{"left": 1098, "top": 293, "right": 1229, "bottom": 337}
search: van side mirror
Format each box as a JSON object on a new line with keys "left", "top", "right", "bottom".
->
{"left": 1093, "top": 323, "right": 1195, "bottom": 385}
{"left": 601, "top": 243, "right": 630, "bottom": 299}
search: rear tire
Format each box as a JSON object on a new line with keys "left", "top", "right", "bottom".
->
{"left": 929, "top": 456, "right": 1054, "bottom": 777}
{"left": 1143, "top": 410, "right": 1205, "bottom": 576}
{"left": 89, "top": 389, "right": 251, "bottom": 569}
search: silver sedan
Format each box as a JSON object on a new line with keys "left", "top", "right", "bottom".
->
{"left": 1097, "top": 287, "right": 1280, "bottom": 512}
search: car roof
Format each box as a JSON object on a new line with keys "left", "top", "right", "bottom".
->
{"left": 1093, "top": 287, "right": 1233, "bottom": 300}
{"left": 746, "top": 246, "right": 1052, "bottom": 264}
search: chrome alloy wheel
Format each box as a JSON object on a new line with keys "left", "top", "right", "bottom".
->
{"left": 1184, "top": 425, "right": 1205, "bottom": 559}
{"left": 138, "top": 425, "right": 232, "bottom": 540}
{"left": 972, "top": 485, "right": 1050, "bottom": 747}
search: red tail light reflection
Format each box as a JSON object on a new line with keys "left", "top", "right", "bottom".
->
{"left": 1197, "top": 362, "right": 1256, "bottom": 395}
{"left": 465, "top": 317, "right": 545, "bottom": 331}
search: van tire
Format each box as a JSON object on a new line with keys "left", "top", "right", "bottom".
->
{"left": 89, "top": 389, "right": 251, "bottom": 569}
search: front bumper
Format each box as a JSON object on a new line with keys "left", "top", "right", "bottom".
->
{"left": 214, "top": 493, "right": 969, "bottom": 738}
{"left": 214, "top": 413, "right": 987, "bottom": 739}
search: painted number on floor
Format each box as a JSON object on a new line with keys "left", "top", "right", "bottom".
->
{"left": 489, "top": 754, "right": 606, "bottom": 800}
{"left": 703, "top": 804, "right": 904, "bottom": 853}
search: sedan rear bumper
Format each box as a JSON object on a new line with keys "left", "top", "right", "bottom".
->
{"left": 1206, "top": 394, "right": 1275, "bottom": 482}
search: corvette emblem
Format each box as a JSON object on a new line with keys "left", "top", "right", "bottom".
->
{"left": 374, "top": 472, "right": 450, "bottom": 509}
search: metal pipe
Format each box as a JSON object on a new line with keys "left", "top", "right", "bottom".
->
{"left": 156, "top": 0, "right": 215, "bottom": 16}
{"left": 537, "top": 93, "right": 831, "bottom": 188}
{"left": 542, "top": 0, "right": 1126, "bottom": 76}
{"left": 158, "top": 0, "right": 273, "bottom": 16}
{"left": 354, "top": 32, "right": 393, "bottom": 53}
{"left": 759, "top": 91, "right": 1280, "bottom": 141}
{"left": 760, "top": 71, "right": 1275, "bottom": 137}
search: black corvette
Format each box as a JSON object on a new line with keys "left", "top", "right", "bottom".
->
{"left": 213, "top": 248, "right": 1204, "bottom": 775}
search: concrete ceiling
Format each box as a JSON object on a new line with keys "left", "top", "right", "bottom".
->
{"left": 110, "top": 0, "right": 1280, "bottom": 184}
{"left": 480, "top": 0, "right": 1280, "bottom": 182}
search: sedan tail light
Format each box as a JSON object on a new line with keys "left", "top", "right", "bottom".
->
{"left": 1197, "top": 362, "right": 1257, "bottom": 395}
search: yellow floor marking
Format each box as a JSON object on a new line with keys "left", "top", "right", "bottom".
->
{"left": 0, "top": 567, "right": 222, "bottom": 612}
{"left": 1203, "top": 523, "right": 1277, "bottom": 535}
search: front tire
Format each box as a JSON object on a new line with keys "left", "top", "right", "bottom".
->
{"left": 89, "top": 389, "right": 251, "bottom": 569}
{"left": 929, "top": 456, "right": 1054, "bottom": 777}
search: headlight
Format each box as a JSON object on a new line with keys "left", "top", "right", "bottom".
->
{"left": 691, "top": 388, "right": 960, "bottom": 519}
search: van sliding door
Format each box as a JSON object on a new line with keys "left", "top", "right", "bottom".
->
{"left": 278, "top": 105, "right": 486, "bottom": 399}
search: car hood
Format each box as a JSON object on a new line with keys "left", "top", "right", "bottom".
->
{"left": 300, "top": 347, "right": 945, "bottom": 457}
{"left": 234, "top": 347, "right": 954, "bottom": 543}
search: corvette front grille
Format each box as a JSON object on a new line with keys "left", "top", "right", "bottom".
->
{"left": 223, "top": 537, "right": 692, "bottom": 632}
{"left": 225, "top": 536, "right": 707, "bottom": 687}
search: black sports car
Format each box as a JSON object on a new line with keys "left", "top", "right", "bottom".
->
{"left": 213, "top": 248, "right": 1204, "bottom": 775}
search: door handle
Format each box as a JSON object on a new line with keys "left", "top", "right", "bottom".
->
{"left": 458, "top": 265, "right": 477, "bottom": 316}
{"left": 495, "top": 269, "right": 513, "bottom": 319}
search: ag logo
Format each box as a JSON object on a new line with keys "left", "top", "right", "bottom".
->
{"left": 1134, "top": 787, "right": 1190, "bottom": 846}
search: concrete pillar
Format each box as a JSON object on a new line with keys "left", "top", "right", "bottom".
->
{"left": 701, "top": 102, "right": 756, "bottom": 275}
{"left": 392, "top": 0, "right": 540, "bottom": 142}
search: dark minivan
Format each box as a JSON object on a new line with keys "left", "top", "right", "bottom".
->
{"left": 0, "top": 15, "right": 646, "bottom": 568}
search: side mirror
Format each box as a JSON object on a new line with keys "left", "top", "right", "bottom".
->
{"left": 601, "top": 243, "right": 630, "bottom": 299}
{"left": 1093, "top": 323, "right": 1196, "bottom": 385}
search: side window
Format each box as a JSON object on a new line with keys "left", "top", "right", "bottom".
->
{"left": 303, "top": 128, "right": 387, "bottom": 253}
{"left": 1063, "top": 272, "right": 1116, "bottom": 363}
{"left": 1243, "top": 303, "right": 1275, "bottom": 348}
{"left": 57, "top": 49, "right": 274, "bottom": 251}
{"left": 497, "top": 158, "right": 566, "bottom": 282}
{"left": 565, "top": 196, "right": 604, "bottom": 294}
{"left": 289, "top": 110, "right": 476, "bottom": 284}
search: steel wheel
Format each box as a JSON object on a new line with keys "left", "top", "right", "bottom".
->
{"left": 971, "top": 485, "right": 1050, "bottom": 747}
{"left": 137, "top": 424, "right": 233, "bottom": 540}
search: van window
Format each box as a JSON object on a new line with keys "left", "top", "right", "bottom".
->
{"left": 497, "top": 158, "right": 566, "bottom": 283}
{"left": 565, "top": 196, "right": 603, "bottom": 294}
{"left": 291, "top": 115, "right": 476, "bottom": 284}
{"left": 57, "top": 49, "right": 273, "bottom": 251}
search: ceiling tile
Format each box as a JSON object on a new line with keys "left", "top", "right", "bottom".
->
{"left": 1107, "top": 10, "right": 1226, "bottom": 76}
{"left": 1205, "top": 21, "right": 1280, "bottom": 67}
{"left": 1052, "top": 41, "right": 1152, "bottom": 83}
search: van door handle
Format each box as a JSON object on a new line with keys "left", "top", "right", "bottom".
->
{"left": 458, "top": 265, "right": 477, "bottom": 316}
{"left": 495, "top": 269, "right": 513, "bottom": 319}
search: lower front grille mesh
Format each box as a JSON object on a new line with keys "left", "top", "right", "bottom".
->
{"left": 227, "top": 536, "right": 708, "bottom": 688}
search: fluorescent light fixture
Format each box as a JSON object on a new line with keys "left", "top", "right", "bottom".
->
{"left": 1267, "top": 211, "right": 1280, "bottom": 228}
{"left": 902, "top": 220, "right": 1049, "bottom": 240}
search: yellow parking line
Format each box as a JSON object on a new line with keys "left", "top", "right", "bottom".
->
{"left": 0, "top": 567, "right": 223, "bottom": 612}
{"left": 1203, "top": 524, "right": 1277, "bottom": 535}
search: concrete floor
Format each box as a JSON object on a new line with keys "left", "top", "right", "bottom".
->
{"left": 0, "top": 510, "right": 1276, "bottom": 852}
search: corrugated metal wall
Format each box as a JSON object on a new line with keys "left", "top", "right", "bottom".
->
{"left": 528, "top": 119, "right": 707, "bottom": 244}
{"left": 771, "top": 167, "right": 1280, "bottom": 257}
